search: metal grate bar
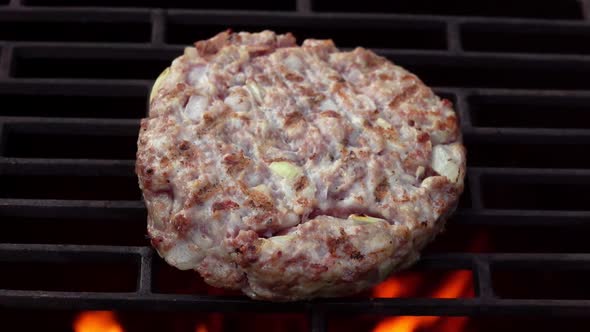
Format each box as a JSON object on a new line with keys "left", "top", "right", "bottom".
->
{"left": 0, "top": 79, "right": 149, "bottom": 98}
{"left": 309, "top": 308, "right": 327, "bottom": 332}
{"left": 446, "top": 21, "right": 462, "bottom": 52}
{"left": 582, "top": 0, "right": 590, "bottom": 20}
{"left": 2, "top": 289, "right": 590, "bottom": 316}
{"left": 138, "top": 248, "right": 153, "bottom": 294}
{"left": 0, "top": 243, "right": 143, "bottom": 262}
{"left": 0, "top": 122, "right": 5, "bottom": 156}
{"left": 0, "top": 3, "right": 589, "bottom": 330}
{"left": 2, "top": 7, "right": 590, "bottom": 25}
{"left": 0, "top": 44, "right": 11, "bottom": 78}
{"left": 466, "top": 170, "right": 483, "bottom": 209}
{"left": 473, "top": 258, "right": 494, "bottom": 298}
{"left": 151, "top": 9, "right": 166, "bottom": 46}
{"left": 0, "top": 158, "right": 135, "bottom": 176}
{"left": 5, "top": 43, "right": 590, "bottom": 78}
{"left": 454, "top": 91, "right": 471, "bottom": 129}
{"left": 0, "top": 198, "right": 145, "bottom": 220}
{"left": 296, "top": 0, "right": 311, "bottom": 13}
{"left": 454, "top": 209, "right": 590, "bottom": 227}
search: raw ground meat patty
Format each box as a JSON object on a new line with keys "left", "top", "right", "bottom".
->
{"left": 136, "top": 30, "right": 466, "bottom": 301}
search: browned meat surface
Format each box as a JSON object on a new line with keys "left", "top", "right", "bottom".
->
{"left": 136, "top": 30, "right": 465, "bottom": 301}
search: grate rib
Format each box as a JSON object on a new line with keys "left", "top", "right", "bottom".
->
{"left": 151, "top": 9, "right": 165, "bottom": 45}
{"left": 473, "top": 258, "right": 494, "bottom": 298}
{"left": 309, "top": 308, "right": 327, "bottom": 332}
{"left": 0, "top": 4, "right": 589, "bottom": 327}
{"left": 0, "top": 44, "right": 12, "bottom": 78}
{"left": 296, "top": 0, "right": 311, "bottom": 13}
{"left": 139, "top": 248, "right": 153, "bottom": 294}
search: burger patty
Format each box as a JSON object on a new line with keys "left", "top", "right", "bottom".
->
{"left": 136, "top": 30, "right": 466, "bottom": 301}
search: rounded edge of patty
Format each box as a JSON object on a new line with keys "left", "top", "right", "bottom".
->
{"left": 137, "top": 30, "right": 466, "bottom": 301}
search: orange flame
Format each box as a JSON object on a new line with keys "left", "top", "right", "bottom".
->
{"left": 73, "top": 311, "right": 124, "bottom": 332}
{"left": 194, "top": 313, "right": 223, "bottom": 332}
{"left": 373, "top": 271, "right": 472, "bottom": 332}
{"left": 372, "top": 272, "right": 424, "bottom": 299}
{"left": 372, "top": 232, "right": 488, "bottom": 332}
{"left": 195, "top": 323, "right": 209, "bottom": 332}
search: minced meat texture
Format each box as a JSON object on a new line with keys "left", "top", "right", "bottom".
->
{"left": 136, "top": 30, "right": 465, "bottom": 301}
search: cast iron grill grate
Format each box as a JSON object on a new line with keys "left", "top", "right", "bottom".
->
{"left": 1, "top": 0, "right": 590, "bottom": 331}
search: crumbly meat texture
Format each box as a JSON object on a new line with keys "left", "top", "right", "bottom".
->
{"left": 136, "top": 30, "right": 466, "bottom": 301}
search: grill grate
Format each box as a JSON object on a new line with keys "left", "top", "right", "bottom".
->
{"left": 1, "top": 0, "right": 590, "bottom": 331}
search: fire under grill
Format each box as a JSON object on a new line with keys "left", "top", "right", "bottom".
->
{"left": 1, "top": 0, "right": 590, "bottom": 331}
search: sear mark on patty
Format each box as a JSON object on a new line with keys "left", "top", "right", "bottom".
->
{"left": 284, "top": 111, "right": 305, "bottom": 127}
{"left": 294, "top": 176, "right": 309, "bottom": 192}
{"left": 212, "top": 200, "right": 240, "bottom": 212}
{"left": 223, "top": 151, "right": 251, "bottom": 175}
{"left": 245, "top": 189, "right": 275, "bottom": 211}
{"left": 374, "top": 178, "right": 389, "bottom": 202}
{"left": 185, "top": 181, "right": 220, "bottom": 208}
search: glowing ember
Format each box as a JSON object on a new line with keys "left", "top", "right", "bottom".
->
{"left": 373, "top": 271, "right": 472, "bottom": 332}
{"left": 372, "top": 231, "right": 488, "bottom": 332}
{"left": 195, "top": 323, "right": 208, "bottom": 332}
{"left": 431, "top": 270, "right": 473, "bottom": 299}
{"left": 73, "top": 311, "right": 123, "bottom": 332}
{"left": 373, "top": 315, "right": 468, "bottom": 332}
{"left": 372, "top": 273, "right": 423, "bottom": 298}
